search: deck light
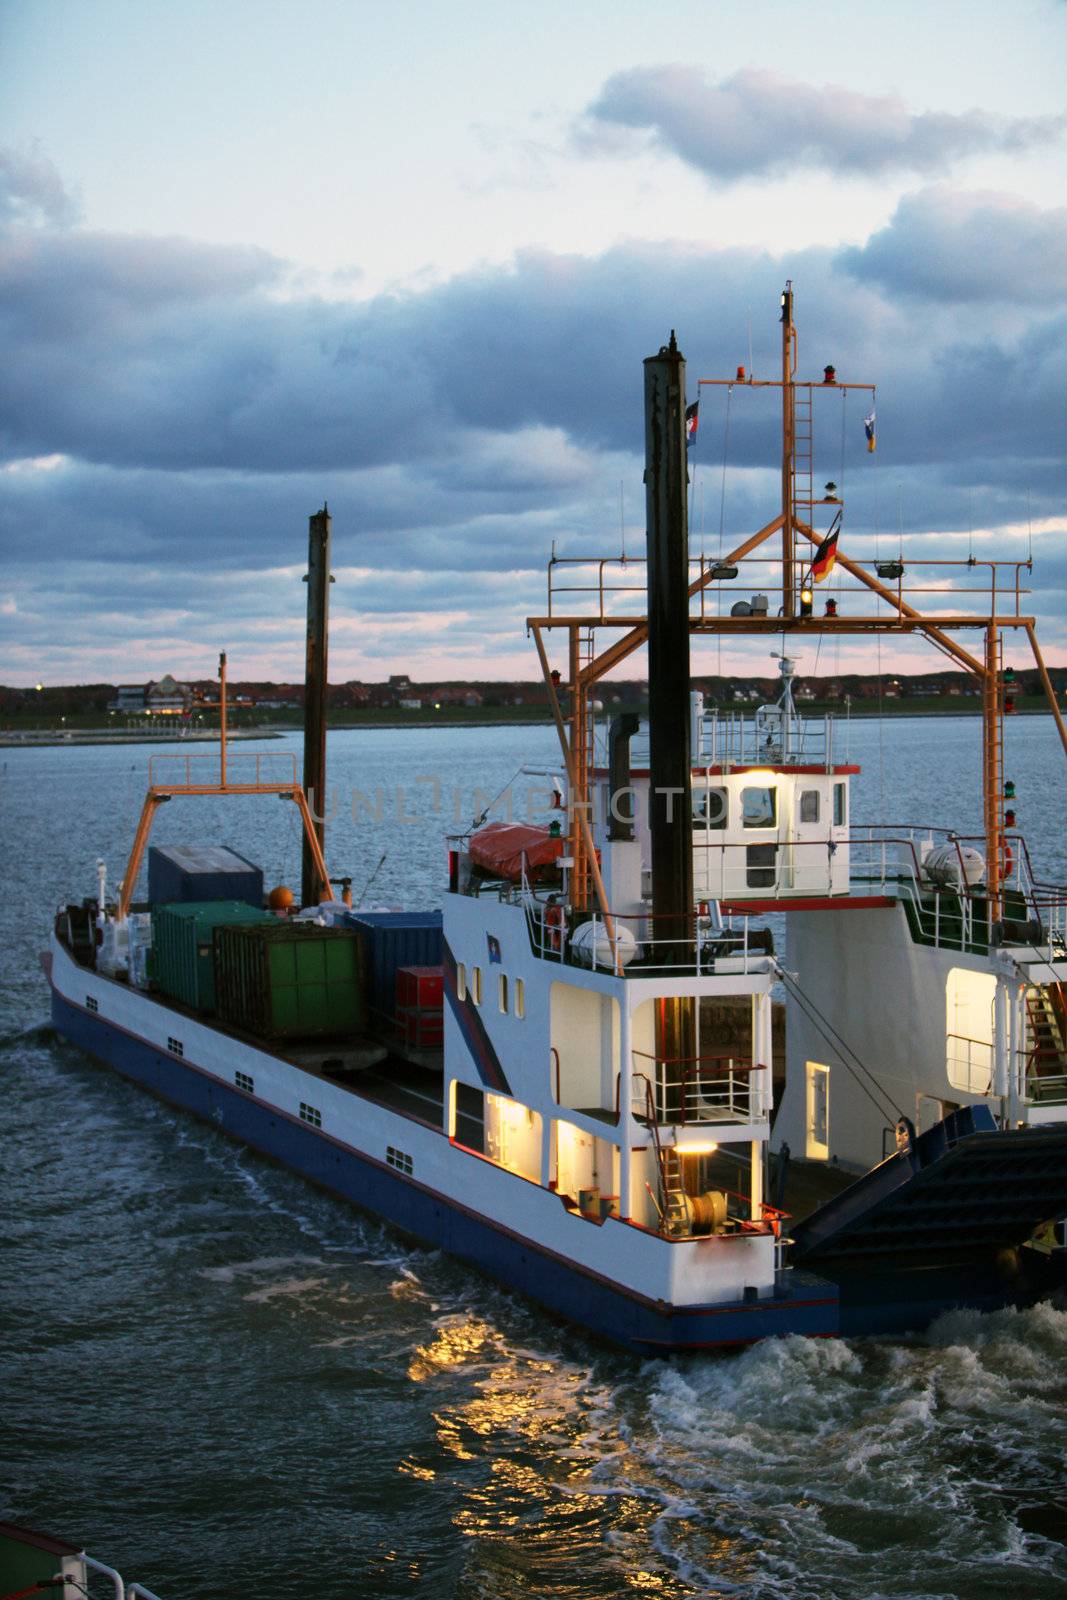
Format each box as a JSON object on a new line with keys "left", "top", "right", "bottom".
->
{"left": 678, "top": 1140, "right": 719, "bottom": 1156}
{"left": 711, "top": 563, "right": 739, "bottom": 580}
{"left": 876, "top": 561, "right": 904, "bottom": 580}
{"left": 800, "top": 588, "right": 813, "bottom": 617}
{"left": 1005, "top": 780, "right": 1016, "bottom": 799}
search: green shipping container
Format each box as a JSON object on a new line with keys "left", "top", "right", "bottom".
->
{"left": 151, "top": 901, "right": 274, "bottom": 1014}
{"left": 213, "top": 921, "right": 364, "bottom": 1041}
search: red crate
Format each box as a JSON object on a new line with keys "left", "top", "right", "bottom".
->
{"left": 396, "top": 965, "right": 443, "bottom": 1011}
{"left": 398, "top": 1005, "right": 443, "bottom": 1048}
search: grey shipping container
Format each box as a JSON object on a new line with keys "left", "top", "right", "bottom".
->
{"left": 344, "top": 910, "right": 442, "bottom": 1023}
{"left": 148, "top": 844, "right": 263, "bottom": 908}
{"left": 214, "top": 922, "right": 364, "bottom": 1041}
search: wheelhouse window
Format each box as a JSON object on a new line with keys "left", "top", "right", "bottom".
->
{"left": 742, "top": 786, "right": 777, "bottom": 829}
{"left": 833, "top": 782, "right": 847, "bottom": 827}
{"left": 693, "top": 787, "right": 728, "bottom": 828}
{"left": 799, "top": 790, "right": 820, "bottom": 824}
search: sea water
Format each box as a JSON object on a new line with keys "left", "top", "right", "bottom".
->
{"left": 2, "top": 717, "right": 1066, "bottom": 1599}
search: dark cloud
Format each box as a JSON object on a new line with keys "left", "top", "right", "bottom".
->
{"left": 581, "top": 66, "right": 1066, "bottom": 183}
{"left": 840, "top": 188, "right": 1067, "bottom": 303}
{"left": 0, "top": 145, "right": 79, "bottom": 228}
{"left": 2, "top": 172, "right": 1066, "bottom": 681}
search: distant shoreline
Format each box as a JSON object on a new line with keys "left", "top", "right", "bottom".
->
{"left": 2, "top": 703, "right": 1062, "bottom": 748}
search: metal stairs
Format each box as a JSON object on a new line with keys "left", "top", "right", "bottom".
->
{"left": 1026, "top": 983, "right": 1067, "bottom": 1101}
{"left": 658, "top": 1144, "right": 691, "bottom": 1236}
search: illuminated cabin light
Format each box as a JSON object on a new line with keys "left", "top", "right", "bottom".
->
{"left": 678, "top": 1140, "right": 719, "bottom": 1155}
{"left": 799, "top": 588, "right": 813, "bottom": 617}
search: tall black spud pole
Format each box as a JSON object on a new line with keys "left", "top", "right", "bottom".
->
{"left": 302, "top": 504, "right": 331, "bottom": 908}
{"left": 644, "top": 334, "right": 695, "bottom": 1106}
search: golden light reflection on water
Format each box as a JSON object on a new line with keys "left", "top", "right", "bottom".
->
{"left": 402, "top": 1312, "right": 751, "bottom": 1593}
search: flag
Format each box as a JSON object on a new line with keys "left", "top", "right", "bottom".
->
{"left": 486, "top": 933, "right": 502, "bottom": 965}
{"left": 811, "top": 523, "right": 840, "bottom": 583}
{"left": 685, "top": 398, "right": 699, "bottom": 446}
{"left": 864, "top": 410, "right": 876, "bottom": 453}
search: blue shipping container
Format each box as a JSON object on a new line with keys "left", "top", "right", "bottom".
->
{"left": 148, "top": 845, "right": 264, "bottom": 908}
{"left": 345, "top": 910, "right": 442, "bottom": 1022}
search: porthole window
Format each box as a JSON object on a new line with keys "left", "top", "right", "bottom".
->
{"left": 456, "top": 962, "right": 467, "bottom": 1001}
{"left": 472, "top": 966, "right": 482, "bottom": 1005}
{"left": 515, "top": 978, "right": 525, "bottom": 1020}
{"left": 499, "top": 974, "right": 509, "bottom": 1013}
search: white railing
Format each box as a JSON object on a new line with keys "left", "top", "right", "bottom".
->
{"left": 514, "top": 876, "right": 766, "bottom": 977}
{"left": 946, "top": 1032, "right": 994, "bottom": 1094}
{"left": 632, "top": 1051, "right": 762, "bottom": 1123}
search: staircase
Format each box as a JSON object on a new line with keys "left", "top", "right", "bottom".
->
{"left": 657, "top": 1144, "right": 691, "bottom": 1236}
{"left": 1026, "top": 984, "right": 1067, "bottom": 1103}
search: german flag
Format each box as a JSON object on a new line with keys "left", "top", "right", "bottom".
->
{"left": 811, "top": 522, "right": 840, "bottom": 583}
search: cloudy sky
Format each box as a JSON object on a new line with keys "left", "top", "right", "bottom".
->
{"left": 1, "top": 0, "right": 1065, "bottom": 687}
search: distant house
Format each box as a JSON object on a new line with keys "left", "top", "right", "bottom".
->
{"left": 399, "top": 697, "right": 423, "bottom": 710}
{"left": 109, "top": 685, "right": 148, "bottom": 714}
{"left": 108, "top": 674, "right": 192, "bottom": 716}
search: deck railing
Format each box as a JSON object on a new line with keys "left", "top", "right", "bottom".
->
{"left": 147, "top": 749, "right": 299, "bottom": 790}
{"left": 630, "top": 1051, "right": 763, "bottom": 1124}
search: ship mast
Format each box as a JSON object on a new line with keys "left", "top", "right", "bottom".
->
{"left": 526, "top": 285, "right": 1067, "bottom": 929}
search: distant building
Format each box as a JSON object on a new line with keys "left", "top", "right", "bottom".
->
{"left": 399, "top": 697, "right": 423, "bottom": 710}
{"left": 109, "top": 685, "right": 148, "bottom": 714}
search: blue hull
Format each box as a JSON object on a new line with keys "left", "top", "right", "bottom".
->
{"left": 50, "top": 985, "right": 839, "bottom": 1352}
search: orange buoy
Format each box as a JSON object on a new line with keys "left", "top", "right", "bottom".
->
{"left": 268, "top": 885, "right": 294, "bottom": 913}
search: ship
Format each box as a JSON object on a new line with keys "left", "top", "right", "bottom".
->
{"left": 44, "top": 288, "right": 1067, "bottom": 1352}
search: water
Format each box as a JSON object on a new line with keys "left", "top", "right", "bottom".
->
{"left": 3, "top": 717, "right": 1067, "bottom": 1599}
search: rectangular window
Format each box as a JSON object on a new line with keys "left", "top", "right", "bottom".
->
{"left": 499, "top": 973, "right": 508, "bottom": 1013}
{"left": 86, "top": 995, "right": 99, "bottom": 1013}
{"left": 693, "top": 787, "right": 728, "bottom": 828}
{"left": 742, "top": 786, "right": 777, "bottom": 829}
{"left": 386, "top": 1145, "right": 413, "bottom": 1175}
{"left": 167, "top": 1036, "right": 184, "bottom": 1058}
{"left": 454, "top": 1082, "right": 485, "bottom": 1154}
{"left": 746, "top": 844, "right": 777, "bottom": 888}
{"left": 472, "top": 965, "right": 482, "bottom": 1005}
{"left": 833, "top": 782, "right": 847, "bottom": 827}
{"left": 800, "top": 790, "right": 820, "bottom": 824}
{"left": 235, "top": 1070, "right": 254, "bottom": 1094}
{"left": 299, "top": 1102, "right": 322, "bottom": 1128}
{"left": 456, "top": 962, "right": 467, "bottom": 1001}
{"left": 515, "top": 978, "right": 525, "bottom": 1020}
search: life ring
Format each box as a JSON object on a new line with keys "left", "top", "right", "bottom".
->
{"left": 545, "top": 902, "right": 564, "bottom": 952}
{"left": 1000, "top": 840, "right": 1014, "bottom": 880}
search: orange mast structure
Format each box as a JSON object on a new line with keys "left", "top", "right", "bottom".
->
{"left": 116, "top": 650, "right": 334, "bottom": 919}
{"left": 527, "top": 285, "right": 1067, "bottom": 927}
